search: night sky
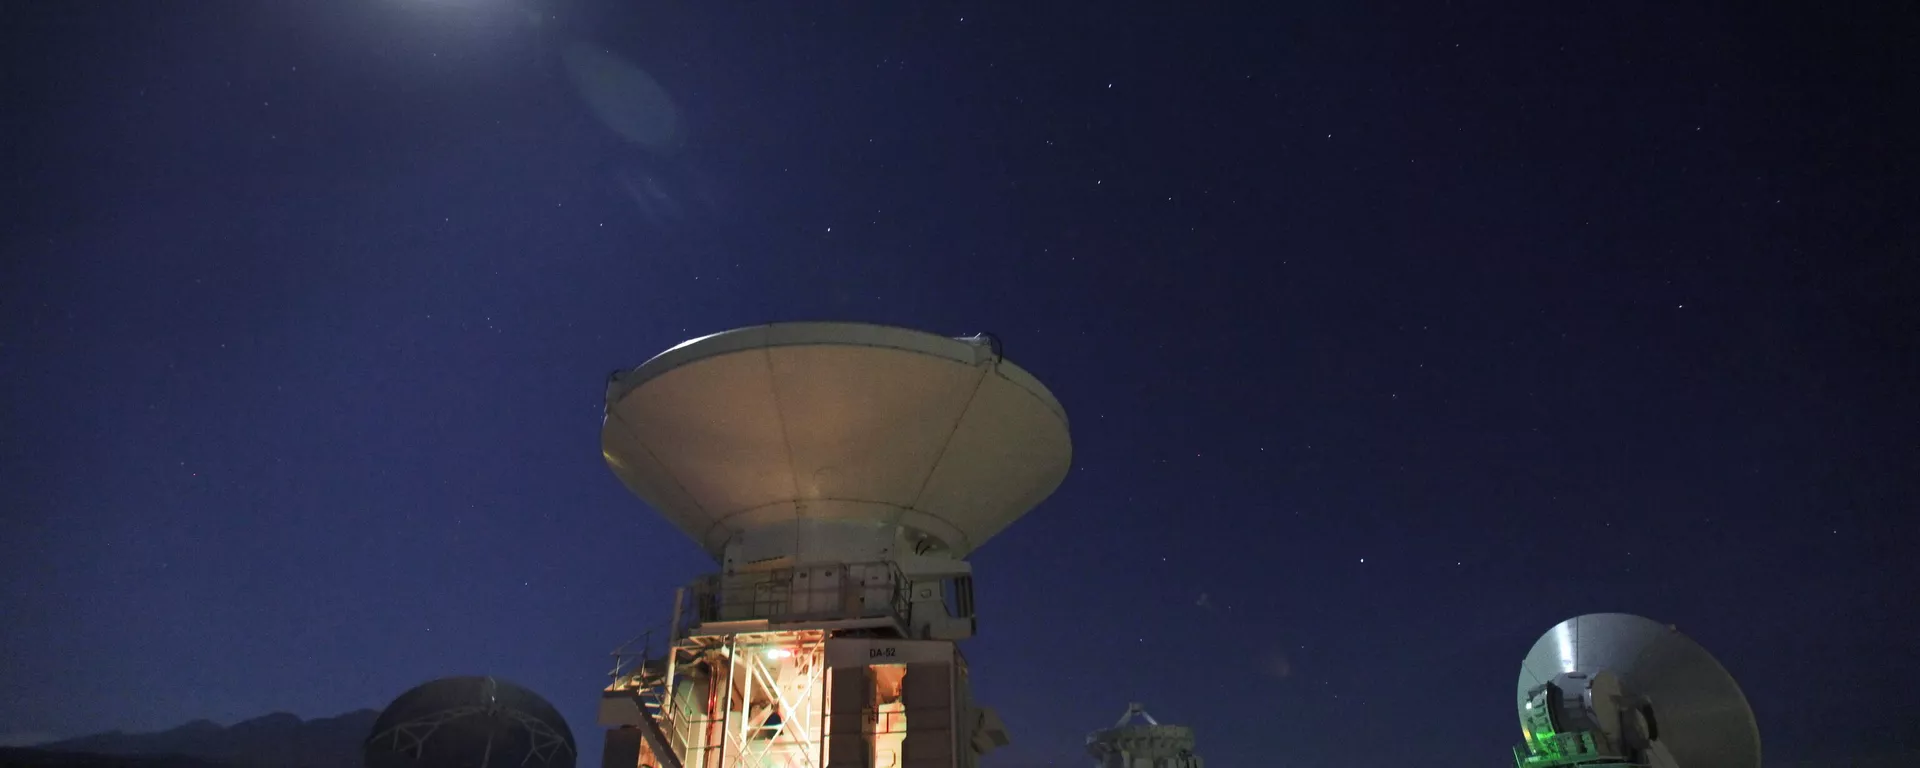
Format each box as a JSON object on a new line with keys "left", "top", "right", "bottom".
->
{"left": 4, "top": 1, "right": 1916, "bottom": 766}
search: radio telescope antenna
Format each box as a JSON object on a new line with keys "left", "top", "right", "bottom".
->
{"left": 365, "top": 676, "right": 576, "bottom": 768}
{"left": 1512, "top": 613, "right": 1761, "bottom": 768}
{"left": 596, "top": 322, "right": 1070, "bottom": 768}
{"left": 1086, "top": 703, "right": 1203, "bottom": 768}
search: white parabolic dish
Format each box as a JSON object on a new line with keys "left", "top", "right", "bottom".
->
{"left": 1518, "top": 613, "right": 1762, "bottom": 768}
{"left": 601, "top": 322, "right": 1072, "bottom": 561}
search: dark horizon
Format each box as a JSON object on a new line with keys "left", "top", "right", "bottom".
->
{"left": 4, "top": 1, "right": 1916, "bottom": 766}
{"left": 15, "top": 708, "right": 1920, "bottom": 768}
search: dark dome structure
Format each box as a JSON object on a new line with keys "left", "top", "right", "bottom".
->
{"left": 364, "top": 676, "right": 576, "bottom": 768}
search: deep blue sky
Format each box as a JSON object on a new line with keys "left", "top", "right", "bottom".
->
{"left": 3, "top": 1, "right": 1915, "bottom": 766}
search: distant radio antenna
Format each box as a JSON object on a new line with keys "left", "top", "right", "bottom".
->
{"left": 1086, "top": 703, "right": 1204, "bottom": 768}
{"left": 364, "top": 676, "right": 576, "bottom": 768}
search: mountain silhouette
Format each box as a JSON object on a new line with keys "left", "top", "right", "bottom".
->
{"left": 0, "top": 747, "right": 232, "bottom": 768}
{"left": 11, "top": 710, "right": 378, "bottom": 768}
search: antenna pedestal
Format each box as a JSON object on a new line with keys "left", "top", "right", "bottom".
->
{"left": 600, "top": 627, "right": 1011, "bottom": 768}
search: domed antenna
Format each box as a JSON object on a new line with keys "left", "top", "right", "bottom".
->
{"left": 364, "top": 676, "right": 577, "bottom": 768}
{"left": 597, "top": 322, "right": 1071, "bottom": 768}
{"left": 1512, "top": 613, "right": 1761, "bottom": 768}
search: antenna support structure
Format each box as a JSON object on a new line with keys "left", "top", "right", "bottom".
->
{"left": 594, "top": 323, "right": 1071, "bottom": 768}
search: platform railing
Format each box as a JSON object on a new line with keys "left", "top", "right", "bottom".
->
{"left": 608, "top": 626, "right": 667, "bottom": 689}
